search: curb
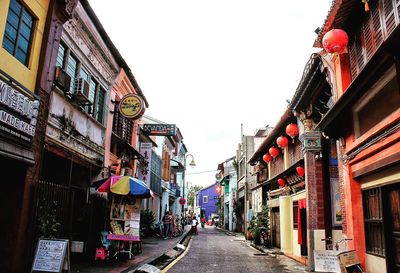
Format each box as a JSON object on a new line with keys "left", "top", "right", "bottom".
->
{"left": 124, "top": 228, "right": 191, "bottom": 273}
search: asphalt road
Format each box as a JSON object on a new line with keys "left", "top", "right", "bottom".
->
{"left": 166, "top": 225, "right": 307, "bottom": 273}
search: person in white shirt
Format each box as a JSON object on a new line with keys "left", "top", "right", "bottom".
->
{"left": 191, "top": 216, "right": 198, "bottom": 235}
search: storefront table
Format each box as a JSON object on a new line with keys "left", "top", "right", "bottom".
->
{"left": 107, "top": 234, "right": 142, "bottom": 259}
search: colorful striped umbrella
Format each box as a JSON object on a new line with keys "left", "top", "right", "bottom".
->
{"left": 98, "top": 175, "right": 154, "bottom": 198}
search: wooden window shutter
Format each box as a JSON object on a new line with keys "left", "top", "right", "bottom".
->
{"left": 349, "top": 36, "right": 359, "bottom": 79}
{"left": 383, "top": 0, "right": 396, "bottom": 36}
{"left": 372, "top": 2, "right": 384, "bottom": 48}
{"left": 363, "top": 17, "right": 375, "bottom": 60}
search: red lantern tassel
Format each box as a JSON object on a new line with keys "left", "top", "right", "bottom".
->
{"left": 362, "top": 0, "right": 369, "bottom": 12}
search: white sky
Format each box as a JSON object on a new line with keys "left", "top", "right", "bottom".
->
{"left": 89, "top": 0, "right": 332, "bottom": 188}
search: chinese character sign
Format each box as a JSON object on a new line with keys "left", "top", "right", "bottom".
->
{"left": 138, "top": 143, "right": 152, "bottom": 187}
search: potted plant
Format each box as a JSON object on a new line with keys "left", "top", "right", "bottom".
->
{"left": 247, "top": 216, "right": 257, "bottom": 240}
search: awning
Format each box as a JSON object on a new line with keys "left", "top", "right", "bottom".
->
{"left": 111, "top": 132, "right": 144, "bottom": 160}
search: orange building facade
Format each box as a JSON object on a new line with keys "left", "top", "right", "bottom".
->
{"left": 316, "top": 1, "right": 400, "bottom": 272}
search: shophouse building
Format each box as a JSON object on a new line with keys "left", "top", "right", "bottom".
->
{"left": 248, "top": 109, "right": 307, "bottom": 264}
{"left": 288, "top": 52, "right": 342, "bottom": 270}
{"left": 139, "top": 116, "right": 189, "bottom": 221}
{"left": 197, "top": 183, "right": 219, "bottom": 220}
{"left": 27, "top": 0, "right": 144, "bottom": 265}
{"left": 217, "top": 156, "right": 237, "bottom": 231}
{"left": 236, "top": 130, "right": 264, "bottom": 234}
{"left": 314, "top": 1, "right": 400, "bottom": 272}
{"left": 0, "top": 0, "right": 79, "bottom": 271}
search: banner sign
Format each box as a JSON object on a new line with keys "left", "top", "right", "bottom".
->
{"left": 142, "top": 124, "right": 176, "bottom": 136}
{"left": 138, "top": 143, "right": 152, "bottom": 186}
{"left": 0, "top": 78, "right": 39, "bottom": 142}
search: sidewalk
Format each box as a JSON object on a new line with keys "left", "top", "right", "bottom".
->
{"left": 71, "top": 226, "right": 190, "bottom": 273}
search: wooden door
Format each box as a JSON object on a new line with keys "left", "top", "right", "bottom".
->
{"left": 271, "top": 208, "right": 280, "bottom": 248}
{"left": 387, "top": 186, "right": 400, "bottom": 273}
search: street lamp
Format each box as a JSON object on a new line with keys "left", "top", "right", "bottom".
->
{"left": 182, "top": 153, "right": 196, "bottom": 219}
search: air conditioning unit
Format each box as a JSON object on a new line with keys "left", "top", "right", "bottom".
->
{"left": 73, "top": 78, "right": 91, "bottom": 105}
{"left": 54, "top": 66, "right": 71, "bottom": 93}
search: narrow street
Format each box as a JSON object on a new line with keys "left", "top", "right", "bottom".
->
{"left": 166, "top": 226, "right": 307, "bottom": 273}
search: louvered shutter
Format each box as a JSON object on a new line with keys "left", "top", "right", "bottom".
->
{"left": 383, "top": 0, "right": 396, "bottom": 36}
{"left": 372, "top": 2, "right": 384, "bottom": 48}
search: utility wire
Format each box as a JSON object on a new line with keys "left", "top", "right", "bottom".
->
{"left": 186, "top": 169, "right": 218, "bottom": 175}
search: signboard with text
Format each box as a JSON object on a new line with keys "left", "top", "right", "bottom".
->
{"left": 142, "top": 124, "right": 176, "bottom": 136}
{"left": 314, "top": 250, "right": 341, "bottom": 273}
{"left": 138, "top": 143, "right": 152, "bottom": 186}
{"left": 0, "top": 77, "right": 39, "bottom": 143}
{"left": 31, "top": 239, "right": 69, "bottom": 273}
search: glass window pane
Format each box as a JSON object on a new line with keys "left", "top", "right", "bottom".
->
{"left": 3, "top": 36, "right": 14, "bottom": 53}
{"left": 56, "top": 44, "right": 65, "bottom": 68}
{"left": 79, "top": 67, "right": 89, "bottom": 82}
{"left": 17, "top": 36, "right": 29, "bottom": 53}
{"left": 21, "top": 9, "right": 32, "bottom": 26}
{"left": 96, "top": 88, "right": 105, "bottom": 123}
{"left": 89, "top": 79, "right": 96, "bottom": 103}
{"left": 15, "top": 48, "right": 27, "bottom": 64}
{"left": 5, "top": 22, "right": 18, "bottom": 40}
{"left": 66, "top": 55, "right": 77, "bottom": 92}
{"left": 10, "top": 0, "right": 21, "bottom": 15}
{"left": 20, "top": 23, "right": 31, "bottom": 40}
{"left": 7, "top": 10, "right": 20, "bottom": 28}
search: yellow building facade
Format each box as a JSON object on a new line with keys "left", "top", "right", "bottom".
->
{"left": 0, "top": 0, "right": 49, "bottom": 91}
{"left": 0, "top": 0, "right": 49, "bottom": 272}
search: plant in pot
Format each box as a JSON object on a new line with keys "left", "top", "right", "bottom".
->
{"left": 247, "top": 216, "right": 257, "bottom": 240}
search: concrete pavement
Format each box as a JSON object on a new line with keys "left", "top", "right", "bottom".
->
{"left": 70, "top": 226, "right": 190, "bottom": 273}
{"left": 166, "top": 225, "right": 307, "bottom": 273}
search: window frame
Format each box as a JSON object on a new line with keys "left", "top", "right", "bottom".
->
{"left": 352, "top": 66, "right": 399, "bottom": 138}
{"left": 55, "top": 42, "right": 108, "bottom": 125}
{"left": 2, "top": 0, "right": 36, "bottom": 66}
{"left": 363, "top": 187, "right": 386, "bottom": 257}
{"left": 203, "top": 196, "right": 209, "bottom": 204}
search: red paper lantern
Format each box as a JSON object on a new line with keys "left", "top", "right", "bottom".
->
{"left": 269, "top": 147, "right": 280, "bottom": 158}
{"left": 276, "top": 135, "right": 289, "bottom": 148}
{"left": 262, "top": 153, "right": 272, "bottom": 163}
{"left": 296, "top": 166, "right": 305, "bottom": 177}
{"left": 322, "top": 29, "right": 349, "bottom": 54}
{"left": 278, "top": 178, "right": 286, "bottom": 187}
{"left": 286, "top": 123, "right": 299, "bottom": 143}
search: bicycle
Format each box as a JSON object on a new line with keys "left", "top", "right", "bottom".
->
{"left": 321, "top": 236, "right": 353, "bottom": 251}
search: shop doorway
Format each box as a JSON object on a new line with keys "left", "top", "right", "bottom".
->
{"left": 271, "top": 207, "right": 280, "bottom": 248}
{"left": 386, "top": 184, "right": 400, "bottom": 273}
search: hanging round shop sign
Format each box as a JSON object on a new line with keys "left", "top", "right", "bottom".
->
{"left": 119, "top": 94, "right": 145, "bottom": 119}
{"left": 179, "top": 197, "right": 186, "bottom": 205}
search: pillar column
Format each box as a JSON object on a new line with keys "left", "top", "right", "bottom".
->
{"left": 299, "top": 118, "right": 326, "bottom": 271}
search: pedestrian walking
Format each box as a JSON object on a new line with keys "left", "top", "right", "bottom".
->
{"left": 191, "top": 216, "right": 198, "bottom": 235}
{"left": 162, "top": 211, "right": 171, "bottom": 239}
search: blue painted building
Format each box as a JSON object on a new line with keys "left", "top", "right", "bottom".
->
{"left": 196, "top": 183, "right": 218, "bottom": 220}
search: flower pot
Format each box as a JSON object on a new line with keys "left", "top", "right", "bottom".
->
{"left": 246, "top": 231, "right": 253, "bottom": 240}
